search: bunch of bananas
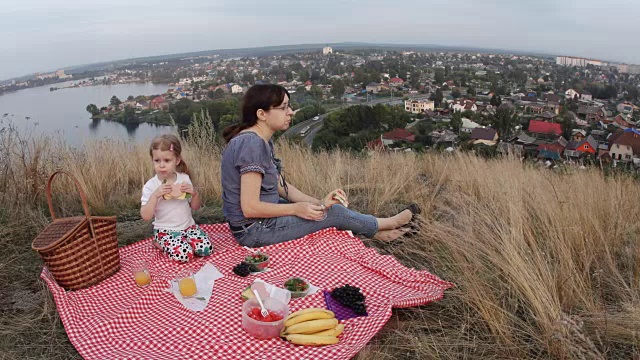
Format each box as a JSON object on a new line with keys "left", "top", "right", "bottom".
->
{"left": 280, "top": 308, "right": 345, "bottom": 346}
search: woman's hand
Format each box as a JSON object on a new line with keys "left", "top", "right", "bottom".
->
{"left": 322, "top": 189, "right": 349, "bottom": 208}
{"left": 295, "top": 202, "right": 326, "bottom": 220}
{"left": 154, "top": 184, "right": 173, "bottom": 199}
{"left": 180, "top": 183, "right": 196, "bottom": 195}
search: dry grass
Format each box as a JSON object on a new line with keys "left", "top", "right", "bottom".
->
{"left": 1, "top": 124, "right": 639, "bottom": 359}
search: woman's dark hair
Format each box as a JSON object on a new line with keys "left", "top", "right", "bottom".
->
{"left": 222, "top": 84, "right": 290, "bottom": 143}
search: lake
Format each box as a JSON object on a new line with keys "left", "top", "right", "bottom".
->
{"left": 0, "top": 81, "right": 176, "bottom": 146}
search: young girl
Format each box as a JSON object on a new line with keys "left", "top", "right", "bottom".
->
{"left": 140, "top": 134, "right": 212, "bottom": 262}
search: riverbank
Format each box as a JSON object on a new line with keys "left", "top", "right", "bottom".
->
{"left": 91, "top": 108, "right": 174, "bottom": 126}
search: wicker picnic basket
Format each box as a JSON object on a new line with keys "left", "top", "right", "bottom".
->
{"left": 31, "top": 171, "right": 120, "bottom": 291}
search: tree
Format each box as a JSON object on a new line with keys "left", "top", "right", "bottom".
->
{"left": 450, "top": 111, "right": 462, "bottom": 134}
{"left": 309, "top": 85, "right": 323, "bottom": 99}
{"left": 86, "top": 104, "right": 100, "bottom": 117}
{"left": 490, "top": 94, "right": 502, "bottom": 107}
{"left": 331, "top": 79, "right": 346, "bottom": 98}
{"left": 451, "top": 89, "right": 461, "bottom": 98}
{"left": 110, "top": 95, "right": 122, "bottom": 106}
{"left": 434, "top": 69, "right": 444, "bottom": 85}
{"left": 467, "top": 87, "right": 476, "bottom": 97}
{"left": 434, "top": 89, "right": 444, "bottom": 108}
{"left": 121, "top": 106, "right": 136, "bottom": 124}
{"left": 127, "top": 95, "right": 134, "bottom": 101}
{"left": 491, "top": 107, "right": 518, "bottom": 139}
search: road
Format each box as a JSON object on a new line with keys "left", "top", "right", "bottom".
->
{"left": 282, "top": 94, "right": 432, "bottom": 146}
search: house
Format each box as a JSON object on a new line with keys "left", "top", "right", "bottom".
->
{"left": 150, "top": 96, "right": 167, "bottom": 110}
{"left": 608, "top": 128, "right": 640, "bottom": 162}
{"left": 404, "top": 99, "right": 435, "bottom": 114}
{"left": 366, "top": 137, "right": 388, "bottom": 152}
{"left": 366, "top": 82, "right": 381, "bottom": 93}
{"left": 574, "top": 135, "right": 598, "bottom": 156}
{"left": 572, "top": 129, "right": 586, "bottom": 141}
{"left": 525, "top": 103, "right": 545, "bottom": 114}
{"left": 381, "top": 128, "right": 415, "bottom": 146}
{"left": 231, "top": 84, "right": 243, "bottom": 94}
{"left": 430, "top": 129, "right": 458, "bottom": 147}
{"left": 537, "top": 143, "right": 565, "bottom": 160}
{"left": 461, "top": 118, "right": 481, "bottom": 133}
{"left": 135, "top": 101, "right": 150, "bottom": 110}
{"left": 470, "top": 127, "right": 498, "bottom": 146}
{"left": 616, "top": 102, "right": 634, "bottom": 114}
{"left": 542, "top": 93, "right": 562, "bottom": 104}
{"left": 577, "top": 105, "right": 606, "bottom": 123}
{"left": 565, "top": 88, "right": 592, "bottom": 101}
{"left": 611, "top": 114, "right": 633, "bottom": 129}
{"left": 214, "top": 84, "right": 230, "bottom": 93}
{"left": 450, "top": 99, "right": 477, "bottom": 112}
{"left": 528, "top": 119, "right": 563, "bottom": 136}
{"left": 389, "top": 77, "right": 404, "bottom": 87}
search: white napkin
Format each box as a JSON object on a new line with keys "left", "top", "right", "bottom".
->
{"left": 165, "top": 263, "right": 224, "bottom": 312}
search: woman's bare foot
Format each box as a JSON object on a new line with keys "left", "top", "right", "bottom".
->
{"left": 373, "top": 227, "right": 412, "bottom": 242}
{"left": 377, "top": 209, "right": 413, "bottom": 231}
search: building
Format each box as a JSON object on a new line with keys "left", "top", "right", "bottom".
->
{"left": 617, "top": 102, "right": 634, "bottom": 114}
{"left": 565, "top": 88, "right": 591, "bottom": 101}
{"left": 381, "top": 128, "right": 415, "bottom": 146}
{"left": 322, "top": 46, "right": 333, "bottom": 55}
{"left": 528, "top": 119, "right": 563, "bottom": 136}
{"left": 231, "top": 84, "right": 243, "bottom": 94}
{"left": 577, "top": 105, "right": 606, "bottom": 123}
{"left": 450, "top": 99, "right": 477, "bottom": 112}
{"left": 366, "top": 82, "right": 381, "bottom": 94}
{"left": 389, "top": 77, "right": 404, "bottom": 87}
{"left": 556, "top": 56, "right": 605, "bottom": 68}
{"left": 608, "top": 129, "right": 640, "bottom": 162}
{"left": 404, "top": 99, "right": 435, "bottom": 114}
{"left": 470, "top": 127, "right": 498, "bottom": 146}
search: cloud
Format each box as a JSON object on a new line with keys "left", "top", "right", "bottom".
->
{"left": 2, "top": 0, "right": 640, "bottom": 79}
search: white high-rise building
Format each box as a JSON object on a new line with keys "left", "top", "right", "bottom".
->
{"left": 322, "top": 46, "right": 333, "bottom": 55}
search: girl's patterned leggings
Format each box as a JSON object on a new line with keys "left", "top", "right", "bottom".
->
{"left": 153, "top": 224, "right": 212, "bottom": 263}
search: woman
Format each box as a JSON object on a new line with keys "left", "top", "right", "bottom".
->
{"left": 220, "top": 84, "right": 417, "bottom": 247}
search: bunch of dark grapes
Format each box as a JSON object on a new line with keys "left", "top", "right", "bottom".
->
{"left": 232, "top": 262, "right": 258, "bottom": 277}
{"left": 330, "top": 284, "right": 367, "bottom": 314}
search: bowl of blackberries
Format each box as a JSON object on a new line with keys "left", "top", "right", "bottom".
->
{"left": 330, "top": 284, "right": 367, "bottom": 315}
{"left": 232, "top": 261, "right": 259, "bottom": 277}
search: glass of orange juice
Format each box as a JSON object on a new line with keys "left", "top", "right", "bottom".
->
{"left": 132, "top": 262, "right": 151, "bottom": 288}
{"left": 177, "top": 271, "right": 198, "bottom": 298}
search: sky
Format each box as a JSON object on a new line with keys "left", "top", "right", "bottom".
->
{"left": 3, "top": 0, "right": 640, "bottom": 80}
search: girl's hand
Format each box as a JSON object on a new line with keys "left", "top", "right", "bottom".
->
{"left": 154, "top": 184, "right": 173, "bottom": 199}
{"left": 180, "top": 183, "right": 196, "bottom": 195}
{"left": 296, "top": 202, "right": 326, "bottom": 220}
{"left": 323, "top": 189, "right": 348, "bottom": 208}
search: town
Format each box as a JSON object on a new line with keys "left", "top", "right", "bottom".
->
{"left": 8, "top": 45, "right": 640, "bottom": 171}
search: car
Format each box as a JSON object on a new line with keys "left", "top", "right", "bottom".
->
{"left": 312, "top": 116, "right": 320, "bottom": 121}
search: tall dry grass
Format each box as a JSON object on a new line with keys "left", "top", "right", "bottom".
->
{"left": 1, "top": 122, "right": 639, "bottom": 359}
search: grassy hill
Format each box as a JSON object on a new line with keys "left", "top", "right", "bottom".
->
{"left": 1, "top": 126, "right": 638, "bottom": 358}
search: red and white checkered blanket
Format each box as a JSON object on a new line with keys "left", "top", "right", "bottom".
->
{"left": 41, "top": 224, "right": 453, "bottom": 359}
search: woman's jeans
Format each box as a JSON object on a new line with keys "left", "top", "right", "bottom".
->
{"left": 231, "top": 205, "right": 378, "bottom": 248}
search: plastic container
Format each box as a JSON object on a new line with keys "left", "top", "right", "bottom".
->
{"left": 284, "top": 277, "right": 310, "bottom": 298}
{"left": 245, "top": 251, "right": 270, "bottom": 271}
{"left": 242, "top": 297, "right": 289, "bottom": 339}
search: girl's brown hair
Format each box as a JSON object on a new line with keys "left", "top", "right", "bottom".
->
{"left": 222, "top": 84, "right": 290, "bottom": 143}
{"left": 149, "top": 134, "right": 190, "bottom": 175}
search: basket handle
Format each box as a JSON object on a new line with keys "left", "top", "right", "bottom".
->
{"left": 46, "top": 171, "right": 93, "bottom": 221}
